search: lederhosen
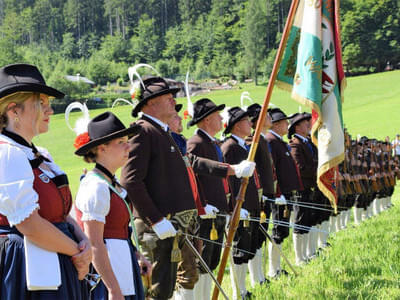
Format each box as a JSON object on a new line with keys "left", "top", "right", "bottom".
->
{"left": 0, "top": 140, "right": 85, "bottom": 300}
{"left": 75, "top": 174, "right": 144, "bottom": 300}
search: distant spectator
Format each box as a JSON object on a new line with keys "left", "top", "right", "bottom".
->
{"left": 392, "top": 134, "right": 400, "bottom": 158}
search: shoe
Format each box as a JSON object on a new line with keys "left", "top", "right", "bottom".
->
{"left": 242, "top": 291, "right": 252, "bottom": 299}
{"left": 278, "top": 269, "right": 289, "bottom": 276}
{"left": 270, "top": 270, "right": 287, "bottom": 280}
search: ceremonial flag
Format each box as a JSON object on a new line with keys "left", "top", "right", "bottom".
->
{"left": 276, "top": 0, "right": 345, "bottom": 211}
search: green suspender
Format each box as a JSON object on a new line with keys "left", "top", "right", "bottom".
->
{"left": 90, "top": 172, "right": 141, "bottom": 251}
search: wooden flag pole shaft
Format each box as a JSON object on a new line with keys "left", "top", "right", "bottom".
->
{"left": 212, "top": 0, "right": 300, "bottom": 299}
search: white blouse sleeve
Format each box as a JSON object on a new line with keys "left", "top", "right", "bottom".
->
{"left": 0, "top": 144, "right": 39, "bottom": 226}
{"left": 75, "top": 175, "right": 110, "bottom": 223}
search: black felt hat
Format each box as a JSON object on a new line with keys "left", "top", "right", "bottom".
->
{"left": 268, "top": 107, "right": 289, "bottom": 123}
{"left": 288, "top": 112, "right": 311, "bottom": 138}
{"left": 0, "top": 63, "right": 64, "bottom": 99}
{"left": 75, "top": 112, "right": 140, "bottom": 156}
{"left": 246, "top": 103, "right": 262, "bottom": 123}
{"left": 131, "top": 76, "right": 181, "bottom": 117}
{"left": 188, "top": 98, "right": 225, "bottom": 127}
{"left": 224, "top": 106, "right": 250, "bottom": 135}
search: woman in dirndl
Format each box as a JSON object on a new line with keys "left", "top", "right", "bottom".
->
{"left": 0, "top": 63, "right": 91, "bottom": 299}
{"left": 73, "top": 111, "right": 151, "bottom": 300}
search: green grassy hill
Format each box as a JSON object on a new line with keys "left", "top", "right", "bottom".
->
{"left": 32, "top": 70, "right": 400, "bottom": 299}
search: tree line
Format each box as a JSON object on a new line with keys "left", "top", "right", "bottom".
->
{"left": 0, "top": 0, "right": 399, "bottom": 93}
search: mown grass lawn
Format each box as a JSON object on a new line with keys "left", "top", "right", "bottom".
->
{"left": 32, "top": 70, "right": 400, "bottom": 299}
{"left": 219, "top": 188, "right": 400, "bottom": 299}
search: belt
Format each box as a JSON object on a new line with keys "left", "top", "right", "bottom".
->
{"left": 167, "top": 209, "right": 197, "bottom": 228}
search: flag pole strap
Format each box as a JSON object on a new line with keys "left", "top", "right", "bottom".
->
{"left": 212, "top": 0, "right": 301, "bottom": 299}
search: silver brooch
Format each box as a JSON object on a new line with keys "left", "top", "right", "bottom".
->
{"left": 39, "top": 173, "right": 50, "bottom": 183}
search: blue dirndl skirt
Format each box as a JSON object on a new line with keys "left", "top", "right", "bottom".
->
{"left": 90, "top": 238, "right": 144, "bottom": 300}
{"left": 0, "top": 222, "right": 88, "bottom": 300}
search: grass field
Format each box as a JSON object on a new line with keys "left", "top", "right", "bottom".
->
{"left": 32, "top": 70, "right": 400, "bottom": 299}
{"left": 232, "top": 190, "right": 400, "bottom": 299}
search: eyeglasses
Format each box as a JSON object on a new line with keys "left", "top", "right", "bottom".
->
{"left": 85, "top": 273, "right": 101, "bottom": 292}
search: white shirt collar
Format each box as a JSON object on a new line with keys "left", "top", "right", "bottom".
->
{"left": 260, "top": 132, "right": 266, "bottom": 139}
{"left": 196, "top": 128, "right": 216, "bottom": 142}
{"left": 143, "top": 113, "right": 169, "bottom": 132}
{"left": 0, "top": 133, "right": 33, "bottom": 154}
{"left": 294, "top": 133, "right": 308, "bottom": 143}
{"left": 0, "top": 133, "right": 61, "bottom": 177}
{"left": 231, "top": 134, "right": 247, "bottom": 150}
{"left": 269, "top": 129, "right": 283, "bottom": 140}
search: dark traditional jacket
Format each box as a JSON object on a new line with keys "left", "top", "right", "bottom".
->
{"left": 248, "top": 133, "right": 275, "bottom": 197}
{"left": 187, "top": 129, "right": 229, "bottom": 212}
{"left": 289, "top": 134, "right": 317, "bottom": 189}
{"left": 266, "top": 131, "right": 301, "bottom": 194}
{"left": 221, "top": 136, "right": 260, "bottom": 212}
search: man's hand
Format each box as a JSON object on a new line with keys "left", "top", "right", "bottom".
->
{"left": 240, "top": 208, "right": 249, "bottom": 220}
{"left": 232, "top": 160, "right": 256, "bottom": 178}
{"left": 274, "top": 195, "right": 287, "bottom": 205}
{"left": 152, "top": 218, "right": 177, "bottom": 240}
{"left": 200, "top": 204, "right": 219, "bottom": 219}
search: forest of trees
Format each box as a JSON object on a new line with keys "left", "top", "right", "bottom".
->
{"left": 0, "top": 0, "right": 399, "bottom": 95}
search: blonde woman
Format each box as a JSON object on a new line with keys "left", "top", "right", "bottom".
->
{"left": 74, "top": 111, "right": 151, "bottom": 300}
{"left": 0, "top": 63, "right": 91, "bottom": 299}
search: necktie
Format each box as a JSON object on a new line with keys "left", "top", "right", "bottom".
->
{"left": 267, "top": 142, "right": 272, "bottom": 153}
{"left": 213, "top": 141, "right": 224, "bottom": 162}
{"left": 245, "top": 144, "right": 251, "bottom": 152}
{"left": 305, "top": 141, "right": 315, "bottom": 156}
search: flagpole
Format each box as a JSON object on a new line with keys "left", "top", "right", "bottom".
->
{"left": 212, "top": 0, "right": 300, "bottom": 299}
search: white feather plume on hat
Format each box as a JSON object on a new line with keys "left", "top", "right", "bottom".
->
{"left": 240, "top": 91, "right": 253, "bottom": 111}
{"left": 185, "top": 70, "right": 194, "bottom": 118}
{"left": 65, "top": 102, "right": 91, "bottom": 136}
{"left": 221, "top": 106, "right": 232, "bottom": 127}
{"left": 128, "top": 63, "right": 161, "bottom": 100}
{"left": 219, "top": 106, "right": 232, "bottom": 139}
{"left": 111, "top": 97, "right": 138, "bottom": 109}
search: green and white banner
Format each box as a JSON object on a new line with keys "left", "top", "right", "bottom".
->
{"left": 277, "top": 0, "right": 346, "bottom": 211}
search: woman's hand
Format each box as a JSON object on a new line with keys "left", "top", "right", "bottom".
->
{"left": 136, "top": 251, "right": 152, "bottom": 276}
{"left": 108, "top": 289, "right": 125, "bottom": 300}
{"left": 72, "top": 239, "right": 92, "bottom": 280}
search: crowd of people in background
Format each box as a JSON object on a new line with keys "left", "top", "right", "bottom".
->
{"left": 0, "top": 63, "right": 398, "bottom": 300}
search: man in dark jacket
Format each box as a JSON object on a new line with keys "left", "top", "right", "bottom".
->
{"left": 288, "top": 112, "right": 316, "bottom": 264}
{"left": 246, "top": 103, "right": 275, "bottom": 286}
{"left": 186, "top": 98, "right": 229, "bottom": 300}
{"left": 221, "top": 106, "right": 260, "bottom": 299}
{"left": 266, "top": 107, "right": 301, "bottom": 278}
